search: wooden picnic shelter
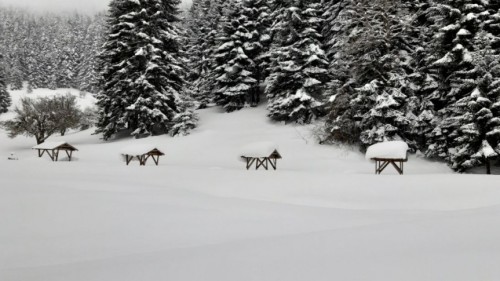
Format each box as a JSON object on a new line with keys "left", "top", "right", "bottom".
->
{"left": 366, "top": 141, "right": 409, "bottom": 175}
{"left": 122, "top": 146, "right": 165, "bottom": 166}
{"left": 240, "top": 142, "right": 282, "bottom": 170}
{"left": 32, "top": 142, "right": 78, "bottom": 161}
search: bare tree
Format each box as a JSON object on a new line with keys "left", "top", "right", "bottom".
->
{"left": 2, "top": 95, "right": 83, "bottom": 144}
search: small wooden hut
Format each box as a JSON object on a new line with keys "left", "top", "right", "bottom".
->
{"left": 240, "top": 142, "right": 282, "bottom": 170}
{"left": 366, "top": 141, "right": 409, "bottom": 175}
{"left": 32, "top": 142, "right": 78, "bottom": 161}
{"left": 121, "top": 146, "right": 165, "bottom": 166}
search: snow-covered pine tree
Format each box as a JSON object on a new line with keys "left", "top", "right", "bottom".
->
{"left": 400, "top": 0, "right": 441, "bottom": 150}
{"left": 211, "top": 0, "right": 272, "bottom": 111}
{"left": 75, "top": 13, "right": 106, "bottom": 93}
{"left": 440, "top": 5, "right": 500, "bottom": 173}
{"left": 243, "top": 0, "right": 273, "bottom": 105}
{"left": 185, "top": 0, "right": 212, "bottom": 81}
{"left": 422, "top": 0, "right": 490, "bottom": 169}
{"left": 185, "top": 0, "right": 230, "bottom": 108}
{"left": 322, "top": 0, "right": 419, "bottom": 147}
{"left": 0, "top": 53, "right": 12, "bottom": 114}
{"left": 96, "top": 0, "right": 196, "bottom": 140}
{"left": 265, "top": 0, "right": 330, "bottom": 123}
{"left": 212, "top": 1, "right": 258, "bottom": 111}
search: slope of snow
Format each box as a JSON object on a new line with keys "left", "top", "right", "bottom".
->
{"left": 1, "top": 89, "right": 500, "bottom": 281}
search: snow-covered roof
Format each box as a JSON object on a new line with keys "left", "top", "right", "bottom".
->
{"left": 121, "top": 145, "right": 164, "bottom": 156}
{"left": 365, "top": 141, "right": 409, "bottom": 160}
{"left": 32, "top": 142, "right": 77, "bottom": 150}
{"left": 240, "top": 141, "right": 280, "bottom": 158}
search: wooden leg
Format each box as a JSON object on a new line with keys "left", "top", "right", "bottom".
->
{"left": 64, "top": 150, "right": 73, "bottom": 161}
{"left": 46, "top": 150, "right": 54, "bottom": 161}
{"left": 246, "top": 158, "right": 256, "bottom": 170}
{"left": 256, "top": 158, "right": 263, "bottom": 170}
{"left": 269, "top": 158, "right": 277, "bottom": 170}
{"left": 152, "top": 155, "right": 159, "bottom": 166}
{"left": 390, "top": 160, "right": 403, "bottom": 175}
{"left": 376, "top": 160, "right": 390, "bottom": 174}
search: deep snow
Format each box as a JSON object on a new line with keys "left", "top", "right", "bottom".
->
{"left": 1, "top": 88, "right": 500, "bottom": 281}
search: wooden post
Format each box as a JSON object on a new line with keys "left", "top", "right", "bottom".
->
{"left": 46, "top": 150, "right": 54, "bottom": 161}
{"left": 246, "top": 157, "right": 256, "bottom": 170}
{"left": 269, "top": 158, "right": 277, "bottom": 170}
{"left": 485, "top": 157, "right": 491, "bottom": 175}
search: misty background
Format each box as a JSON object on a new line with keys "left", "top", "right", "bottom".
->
{"left": 0, "top": 0, "right": 193, "bottom": 13}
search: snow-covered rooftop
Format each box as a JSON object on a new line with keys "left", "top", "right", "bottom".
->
{"left": 121, "top": 144, "right": 164, "bottom": 156}
{"left": 240, "top": 141, "right": 280, "bottom": 158}
{"left": 32, "top": 142, "right": 74, "bottom": 150}
{"left": 365, "top": 141, "right": 409, "bottom": 160}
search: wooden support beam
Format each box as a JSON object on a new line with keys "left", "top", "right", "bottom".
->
{"left": 46, "top": 150, "right": 54, "bottom": 161}
{"left": 246, "top": 157, "right": 256, "bottom": 170}
{"left": 390, "top": 161, "right": 403, "bottom": 175}
{"left": 65, "top": 150, "right": 73, "bottom": 161}
{"left": 152, "top": 155, "right": 159, "bottom": 166}
{"left": 374, "top": 159, "right": 405, "bottom": 175}
{"left": 269, "top": 158, "right": 277, "bottom": 170}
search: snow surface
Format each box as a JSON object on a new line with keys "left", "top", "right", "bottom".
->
{"left": 1, "top": 89, "right": 500, "bottom": 281}
{"left": 32, "top": 141, "right": 71, "bottom": 150}
{"left": 240, "top": 141, "right": 279, "bottom": 158}
{"left": 120, "top": 145, "right": 165, "bottom": 156}
{"left": 365, "top": 141, "right": 409, "bottom": 160}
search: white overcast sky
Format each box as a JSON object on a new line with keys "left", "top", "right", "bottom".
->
{"left": 0, "top": 0, "right": 192, "bottom": 14}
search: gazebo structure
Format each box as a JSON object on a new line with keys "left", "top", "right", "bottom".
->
{"left": 121, "top": 146, "right": 165, "bottom": 166}
{"left": 32, "top": 142, "right": 78, "bottom": 161}
{"left": 240, "top": 142, "right": 282, "bottom": 170}
{"left": 366, "top": 141, "right": 409, "bottom": 175}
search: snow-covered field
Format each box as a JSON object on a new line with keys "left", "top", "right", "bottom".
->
{"left": 1, "top": 89, "right": 500, "bottom": 281}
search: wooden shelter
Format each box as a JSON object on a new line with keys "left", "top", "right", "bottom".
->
{"left": 240, "top": 142, "right": 282, "bottom": 170}
{"left": 366, "top": 141, "right": 409, "bottom": 175}
{"left": 121, "top": 146, "right": 165, "bottom": 166}
{"left": 32, "top": 142, "right": 78, "bottom": 161}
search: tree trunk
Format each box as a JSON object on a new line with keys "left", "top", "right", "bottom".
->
{"left": 486, "top": 157, "right": 491, "bottom": 175}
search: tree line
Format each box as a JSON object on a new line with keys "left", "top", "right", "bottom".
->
{"left": 0, "top": 8, "right": 105, "bottom": 93}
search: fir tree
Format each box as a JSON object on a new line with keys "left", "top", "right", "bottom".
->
{"left": 266, "top": 0, "right": 330, "bottom": 123}
{"left": 96, "top": 0, "right": 196, "bottom": 140}
{"left": 422, "top": 0, "right": 491, "bottom": 170}
{"left": 186, "top": 0, "right": 228, "bottom": 108}
{"left": 439, "top": 5, "right": 500, "bottom": 173}
{"left": 323, "top": 0, "right": 419, "bottom": 147}
{"left": 211, "top": 0, "right": 276, "bottom": 111}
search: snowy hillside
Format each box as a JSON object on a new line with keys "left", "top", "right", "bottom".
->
{"left": 2, "top": 89, "right": 500, "bottom": 281}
